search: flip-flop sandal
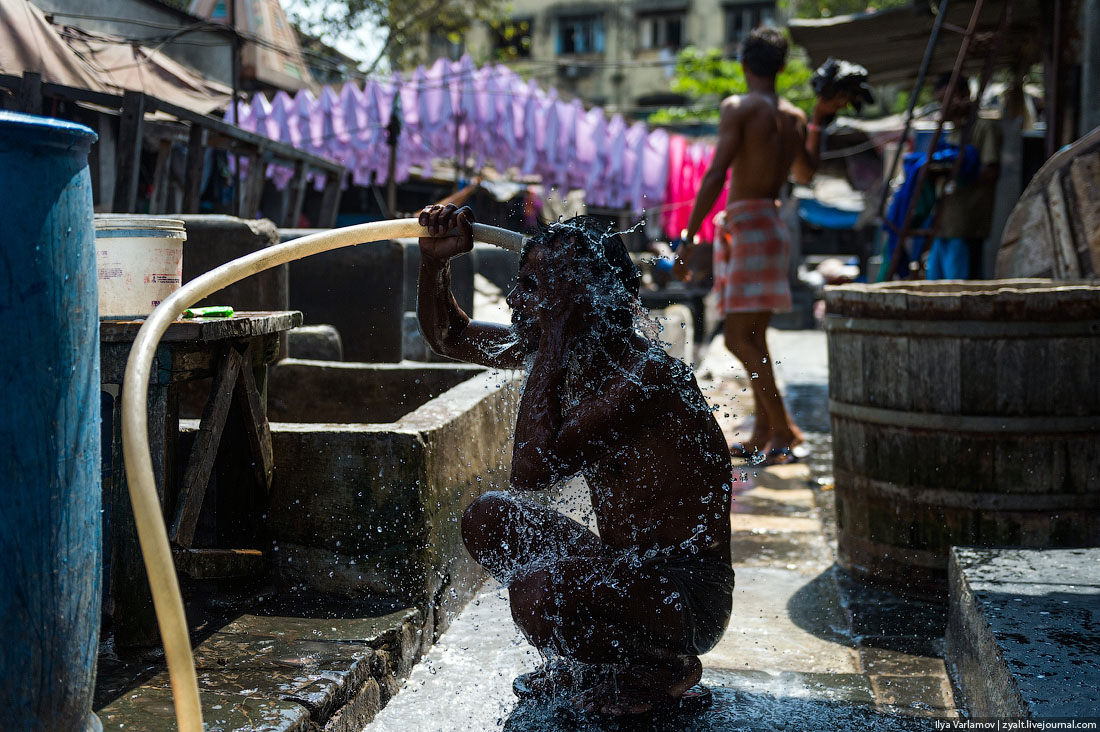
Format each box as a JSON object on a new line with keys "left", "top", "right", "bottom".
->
{"left": 678, "top": 684, "right": 713, "bottom": 713}
{"left": 764, "top": 447, "right": 801, "bottom": 466}
{"left": 729, "top": 443, "right": 753, "bottom": 460}
{"left": 513, "top": 663, "right": 598, "bottom": 700}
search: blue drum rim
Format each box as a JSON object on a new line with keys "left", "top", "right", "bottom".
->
{"left": 0, "top": 110, "right": 97, "bottom": 150}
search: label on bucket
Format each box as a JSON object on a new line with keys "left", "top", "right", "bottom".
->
{"left": 96, "top": 232, "right": 184, "bottom": 318}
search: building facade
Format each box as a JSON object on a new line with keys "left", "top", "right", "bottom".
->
{"left": 429, "top": 0, "right": 779, "bottom": 115}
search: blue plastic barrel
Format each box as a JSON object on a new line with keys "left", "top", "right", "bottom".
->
{"left": 0, "top": 112, "right": 102, "bottom": 732}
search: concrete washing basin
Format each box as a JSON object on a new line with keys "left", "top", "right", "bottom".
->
{"left": 264, "top": 358, "right": 522, "bottom": 637}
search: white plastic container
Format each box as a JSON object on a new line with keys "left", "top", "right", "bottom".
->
{"left": 95, "top": 216, "right": 186, "bottom": 318}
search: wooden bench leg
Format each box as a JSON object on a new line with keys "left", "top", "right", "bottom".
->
{"left": 170, "top": 346, "right": 243, "bottom": 548}
{"left": 234, "top": 345, "right": 274, "bottom": 493}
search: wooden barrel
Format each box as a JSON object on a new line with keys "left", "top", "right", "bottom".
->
{"left": 826, "top": 280, "right": 1100, "bottom": 599}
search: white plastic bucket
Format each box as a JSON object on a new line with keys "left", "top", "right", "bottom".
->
{"left": 95, "top": 216, "right": 186, "bottom": 318}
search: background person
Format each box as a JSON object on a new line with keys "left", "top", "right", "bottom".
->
{"left": 675, "top": 27, "right": 850, "bottom": 464}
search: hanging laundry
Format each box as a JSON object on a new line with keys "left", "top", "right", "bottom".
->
{"left": 224, "top": 54, "right": 672, "bottom": 213}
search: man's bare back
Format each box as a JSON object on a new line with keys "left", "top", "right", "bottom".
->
{"left": 416, "top": 204, "right": 734, "bottom": 718}
{"left": 571, "top": 337, "right": 731, "bottom": 560}
{"left": 723, "top": 92, "right": 808, "bottom": 202}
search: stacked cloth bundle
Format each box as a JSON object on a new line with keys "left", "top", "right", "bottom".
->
{"left": 230, "top": 55, "right": 670, "bottom": 213}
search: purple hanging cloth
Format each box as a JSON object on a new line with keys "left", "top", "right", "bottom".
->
{"left": 602, "top": 114, "right": 627, "bottom": 208}
{"left": 641, "top": 128, "right": 669, "bottom": 213}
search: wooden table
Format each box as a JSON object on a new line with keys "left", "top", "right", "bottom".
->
{"left": 100, "top": 311, "right": 302, "bottom": 649}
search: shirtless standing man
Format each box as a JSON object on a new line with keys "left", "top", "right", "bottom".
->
{"left": 677, "top": 27, "right": 851, "bottom": 464}
{"left": 417, "top": 205, "right": 734, "bottom": 718}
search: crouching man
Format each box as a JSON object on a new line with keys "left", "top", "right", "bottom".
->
{"left": 416, "top": 203, "right": 734, "bottom": 718}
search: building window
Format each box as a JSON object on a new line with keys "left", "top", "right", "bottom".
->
{"left": 638, "top": 12, "right": 685, "bottom": 51}
{"left": 724, "top": 2, "right": 776, "bottom": 48}
{"left": 557, "top": 14, "right": 605, "bottom": 55}
{"left": 490, "top": 18, "right": 533, "bottom": 60}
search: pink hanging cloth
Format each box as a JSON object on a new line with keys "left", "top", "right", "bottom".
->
{"left": 662, "top": 135, "right": 729, "bottom": 242}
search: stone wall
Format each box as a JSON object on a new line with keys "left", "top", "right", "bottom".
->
{"left": 281, "top": 230, "right": 406, "bottom": 363}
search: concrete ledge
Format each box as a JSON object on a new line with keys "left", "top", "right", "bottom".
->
{"left": 946, "top": 547, "right": 1100, "bottom": 718}
{"left": 287, "top": 324, "right": 344, "bottom": 361}
{"left": 267, "top": 358, "right": 484, "bottom": 424}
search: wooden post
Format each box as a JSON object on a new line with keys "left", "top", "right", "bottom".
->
{"left": 287, "top": 160, "right": 308, "bottom": 228}
{"left": 114, "top": 91, "right": 146, "bottom": 213}
{"left": 149, "top": 139, "right": 172, "bottom": 214}
{"left": 241, "top": 150, "right": 264, "bottom": 219}
{"left": 317, "top": 171, "right": 343, "bottom": 228}
{"left": 18, "top": 72, "right": 42, "bottom": 115}
{"left": 182, "top": 124, "right": 205, "bottom": 213}
{"left": 233, "top": 345, "right": 274, "bottom": 492}
{"left": 386, "top": 95, "right": 401, "bottom": 215}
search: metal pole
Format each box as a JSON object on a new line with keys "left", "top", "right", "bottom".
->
{"left": 229, "top": 0, "right": 242, "bottom": 216}
{"left": 885, "top": 0, "right": 987, "bottom": 281}
{"left": 875, "top": 0, "right": 951, "bottom": 224}
{"left": 1083, "top": 0, "right": 1100, "bottom": 133}
{"left": 943, "top": 0, "right": 1012, "bottom": 194}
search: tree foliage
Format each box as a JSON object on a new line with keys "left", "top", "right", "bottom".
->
{"left": 649, "top": 46, "right": 814, "bottom": 125}
{"left": 287, "top": 0, "right": 505, "bottom": 72}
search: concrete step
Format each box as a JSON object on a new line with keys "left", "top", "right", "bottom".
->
{"left": 946, "top": 547, "right": 1100, "bottom": 718}
{"left": 95, "top": 607, "right": 429, "bottom": 732}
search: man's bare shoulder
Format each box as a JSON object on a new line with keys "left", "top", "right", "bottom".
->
{"left": 718, "top": 94, "right": 745, "bottom": 120}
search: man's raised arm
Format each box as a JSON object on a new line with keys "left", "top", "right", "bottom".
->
{"left": 416, "top": 204, "right": 525, "bottom": 369}
{"left": 791, "top": 94, "right": 852, "bottom": 184}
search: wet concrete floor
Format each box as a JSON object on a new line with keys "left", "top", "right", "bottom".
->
{"left": 365, "top": 329, "right": 958, "bottom": 731}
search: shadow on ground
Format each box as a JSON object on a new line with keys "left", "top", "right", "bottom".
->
{"left": 502, "top": 685, "right": 938, "bottom": 731}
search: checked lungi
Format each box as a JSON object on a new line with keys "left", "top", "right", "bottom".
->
{"left": 712, "top": 198, "right": 792, "bottom": 314}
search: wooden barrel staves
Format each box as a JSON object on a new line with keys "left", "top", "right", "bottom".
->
{"left": 825, "top": 280, "right": 1100, "bottom": 599}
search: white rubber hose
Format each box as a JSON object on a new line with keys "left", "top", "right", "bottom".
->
{"left": 121, "top": 220, "right": 524, "bottom": 732}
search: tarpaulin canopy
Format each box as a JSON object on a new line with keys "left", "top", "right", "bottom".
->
{"left": 789, "top": 0, "right": 1044, "bottom": 86}
{"left": 1, "top": 0, "right": 232, "bottom": 115}
{"left": 232, "top": 56, "right": 671, "bottom": 212}
{"left": 1, "top": 0, "right": 108, "bottom": 92}
{"left": 188, "top": 0, "right": 313, "bottom": 93}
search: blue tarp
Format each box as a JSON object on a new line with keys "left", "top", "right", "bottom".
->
{"left": 798, "top": 198, "right": 861, "bottom": 230}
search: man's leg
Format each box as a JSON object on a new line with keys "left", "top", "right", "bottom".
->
{"left": 723, "top": 311, "right": 801, "bottom": 456}
{"left": 722, "top": 312, "right": 769, "bottom": 453}
{"left": 509, "top": 555, "right": 700, "bottom": 715}
{"left": 463, "top": 492, "right": 697, "bottom": 713}
{"left": 461, "top": 491, "right": 602, "bottom": 583}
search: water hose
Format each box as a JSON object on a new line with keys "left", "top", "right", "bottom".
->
{"left": 121, "top": 220, "right": 525, "bottom": 732}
